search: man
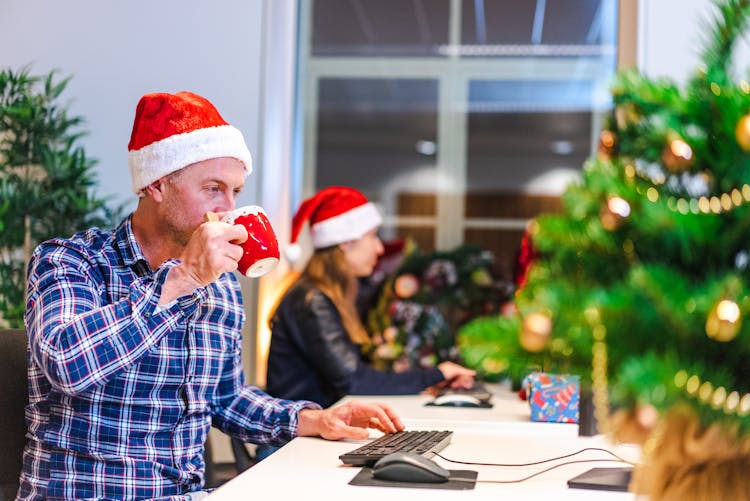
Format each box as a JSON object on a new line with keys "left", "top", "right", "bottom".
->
{"left": 19, "top": 91, "right": 403, "bottom": 500}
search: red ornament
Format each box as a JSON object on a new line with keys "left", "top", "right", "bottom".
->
{"left": 514, "top": 227, "right": 537, "bottom": 289}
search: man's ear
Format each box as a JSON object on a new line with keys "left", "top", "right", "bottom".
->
{"left": 142, "top": 179, "right": 166, "bottom": 202}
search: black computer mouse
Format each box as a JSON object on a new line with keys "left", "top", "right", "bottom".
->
{"left": 371, "top": 452, "right": 450, "bottom": 483}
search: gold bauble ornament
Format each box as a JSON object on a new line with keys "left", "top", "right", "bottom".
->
{"left": 383, "top": 326, "right": 398, "bottom": 343}
{"left": 705, "top": 299, "right": 741, "bottom": 342}
{"left": 735, "top": 114, "right": 750, "bottom": 151}
{"left": 600, "top": 196, "right": 631, "bottom": 231}
{"left": 597, "top": 130, "right": 617, "bottom": 160}
{"left": 520, "top": 312, "right": 552, "bottom": 352}
{"left": 662, "top": 138, "right": 694, "bottom": 173}
{"left": 393, "top": 273, "right": 419, "bottom": 299}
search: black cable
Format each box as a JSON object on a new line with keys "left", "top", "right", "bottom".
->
{"left": 448, "top": 458, "right": 632, "bottom": 484}
{"left": 434, "top": 447, "right": 636, "bottom": 467}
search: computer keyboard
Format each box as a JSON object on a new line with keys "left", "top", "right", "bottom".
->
{"left": 338, "top": 430, "right": 453, "bottom": 466}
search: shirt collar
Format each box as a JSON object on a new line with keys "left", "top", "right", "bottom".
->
{"left": 115, "top": 214, "right": 152, "bottom": 275}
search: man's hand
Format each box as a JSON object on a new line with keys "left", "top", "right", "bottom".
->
{"left": 296, "top": 401, "right": 405, "bottom": 441}
{"left": 160, "top": 221, "right": 248, "bottom": 304}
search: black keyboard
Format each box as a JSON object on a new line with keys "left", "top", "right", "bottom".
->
{"left": 338, "top": 430, "right": 453, "bottom": 466}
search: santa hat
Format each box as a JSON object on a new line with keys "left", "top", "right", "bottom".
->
{"left": 128, "top": 91, "right": 253, "bottom": 194}
{"left": 286, "top": 186, "right": 382, "bottom": 262}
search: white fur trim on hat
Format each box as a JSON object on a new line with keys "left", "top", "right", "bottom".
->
{"left": 128, "top": 124, "right": 252, "bottom": 194}
{"left": 310, "top": 202, "right": 382, "bottom": 248}
{"left": 284, "top": 242, "right": 303, "bottom": 263}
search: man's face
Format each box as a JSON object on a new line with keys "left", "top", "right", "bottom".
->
{"left": 159, "top": 157, "right": 246, "bottom": 246}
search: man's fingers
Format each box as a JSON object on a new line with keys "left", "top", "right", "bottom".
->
{"left": 359, "top": 403, "right": 403, "bottom": 433}
{"left": 229, "top": 224, "right": 248, "bottom": 244}
{"left": 180, "top": 220, "right": 248, "bottom": 285}
{"left": 200, "top": 220, "right": 248, "bottom": 247}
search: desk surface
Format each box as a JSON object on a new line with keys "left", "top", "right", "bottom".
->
{"left": 208, "top": 385, "right": 639, "bottom": 500}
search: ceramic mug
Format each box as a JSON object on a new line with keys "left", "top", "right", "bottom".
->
{"left": 220, "top": 205, "right": 280, "bottom": 277}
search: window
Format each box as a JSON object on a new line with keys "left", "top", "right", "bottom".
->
{"left": 295, "top": 0, "right": 619, "bottom": 279}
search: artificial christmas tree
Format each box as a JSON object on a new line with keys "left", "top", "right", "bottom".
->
{"left": 457, "top": 0, "right": 750, "bottom": 497}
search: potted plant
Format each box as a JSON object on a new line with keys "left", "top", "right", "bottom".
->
{"left": 0, "top": 66, "right": 120, "bottom": 328}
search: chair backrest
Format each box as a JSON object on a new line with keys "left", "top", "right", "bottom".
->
{"left": 0, "top": 329, "right": 28, "bottom": 500}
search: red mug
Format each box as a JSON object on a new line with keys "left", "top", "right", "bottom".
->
{"left": 221, "top": 205, "right": 280, "bottom": 277}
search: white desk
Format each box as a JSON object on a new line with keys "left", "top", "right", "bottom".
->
{"left": 335, "top": 385, "right": 577, "bottom": 433}
{"left": 208, "top": 385, "right": 640, "bottom": 500}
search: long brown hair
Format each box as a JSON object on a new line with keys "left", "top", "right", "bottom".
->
{"left": 297, "top": 246, "right": 371, "bottom": 346}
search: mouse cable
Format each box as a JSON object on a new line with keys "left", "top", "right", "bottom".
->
{"left": 446, "top": 458, "right": 632, "bottom": 484}
{"left": 434, "top": 447, "right": 636, "bottom": 467}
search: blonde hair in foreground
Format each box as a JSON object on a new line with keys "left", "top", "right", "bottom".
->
{"left": 627, "top": 406, "right": 750, "bottom": 500}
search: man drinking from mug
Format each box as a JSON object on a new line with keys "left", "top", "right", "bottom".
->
{"left": 19, "top": 91, "right": 404, "bottom": 501}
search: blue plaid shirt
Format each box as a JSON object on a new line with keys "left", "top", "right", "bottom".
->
{"left": 19, "top": 216, "right": 319, "bottom": 500}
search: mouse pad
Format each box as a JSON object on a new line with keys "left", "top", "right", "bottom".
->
{"left": 349, "top": 468, "right": 477, "bottom": 490}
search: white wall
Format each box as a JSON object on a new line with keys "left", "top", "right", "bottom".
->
{"left": 638, "top": 0, "right": 750, "bottom": 82}
{"left": 0, "top": 0, "right": 266, "bottom": 211}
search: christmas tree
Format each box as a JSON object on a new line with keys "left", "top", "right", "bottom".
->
{"left": 458, "top": 0, "right": 750, "bottom": 497}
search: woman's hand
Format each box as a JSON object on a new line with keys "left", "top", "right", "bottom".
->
{"left": 437, "top": 361, "right": 476, "bottom": 389}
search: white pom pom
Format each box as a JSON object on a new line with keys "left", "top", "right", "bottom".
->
{"left": 284, "top": 243, "right": 302, "bottom": 263}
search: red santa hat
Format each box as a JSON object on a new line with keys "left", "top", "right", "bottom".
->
{"left": 286, "top": 186, "right": 382, "bottom": 262}
{"left": 128, "top": 91, "right": 253, "bottom": 194}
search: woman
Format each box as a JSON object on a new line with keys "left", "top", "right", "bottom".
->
{"left": 265, "top": 186, "right": 475, "bottom": 409}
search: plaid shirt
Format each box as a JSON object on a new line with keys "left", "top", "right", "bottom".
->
{"left": 19, "top": 216, "right": 318, "bottom": 500}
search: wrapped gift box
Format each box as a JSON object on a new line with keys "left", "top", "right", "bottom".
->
{"left": 523, "top": 372, "right": 580, "bottom": 423}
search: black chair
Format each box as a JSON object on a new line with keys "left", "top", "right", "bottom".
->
{"left": 230, "top": 438, "right": 255, "bottom": 473}
{"left": 0, "top": 329, "right": 28, "bottom": 501}
{"left": 203, "top": 435, "right": 256, "bottom": 489}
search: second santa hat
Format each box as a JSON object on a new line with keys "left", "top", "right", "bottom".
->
{"left": 287, "top": 186, "right": 382, "bottom": 260}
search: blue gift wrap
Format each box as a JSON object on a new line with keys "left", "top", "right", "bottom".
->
{"left": 523, "top": 372, "right": 580, "bottom": 423}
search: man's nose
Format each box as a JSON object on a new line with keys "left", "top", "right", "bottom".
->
{"left": 217, "top": 192, "right": 237, "bottom": 212}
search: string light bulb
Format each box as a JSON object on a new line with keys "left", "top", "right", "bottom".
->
{"left": 662, "top": 137, "right": 694, "bottom": 173}
{"left": 600, "top": 196, "right": 631, "bottom": 231}
{"left": 706, "top": 299, "right": 741, "bottom": 342}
